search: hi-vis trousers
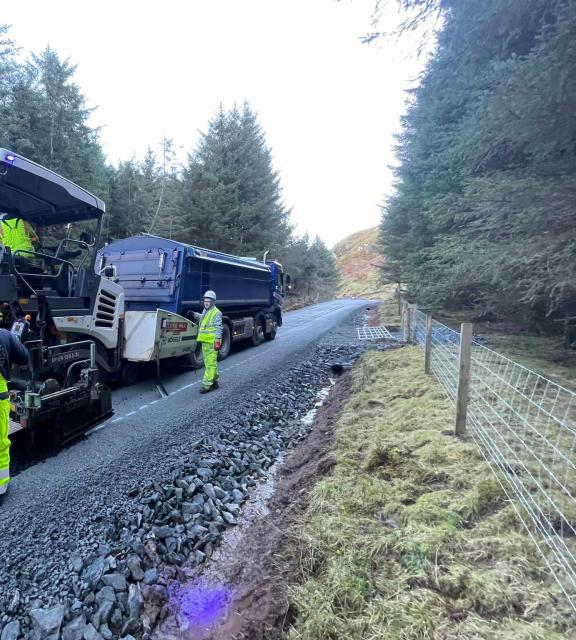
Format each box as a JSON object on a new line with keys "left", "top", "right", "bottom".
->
{"left": 0, "top": 385, "right": 10, "bottom": 495}
{"left": 201, "top": 342, "right": 219, "bottom": 389}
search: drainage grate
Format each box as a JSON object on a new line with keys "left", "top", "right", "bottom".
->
{"left": 357, "top": 326, "right": 399, "bottom": 341}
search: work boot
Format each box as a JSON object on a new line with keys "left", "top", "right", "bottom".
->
{"left": 212, "top": 379, "right": 219, "bottom": 390}
{"left": 199, "top": 386, "right": 212, "bottom": 394}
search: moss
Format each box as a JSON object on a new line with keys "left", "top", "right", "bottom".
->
{"left": 286, "top": 346, "right": 575, "bottom": 639}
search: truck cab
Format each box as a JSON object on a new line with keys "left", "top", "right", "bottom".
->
{"left": 267, "top": 260, "right": 286, "bottom": 313}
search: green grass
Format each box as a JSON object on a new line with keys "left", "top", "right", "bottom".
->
{"left": 337, "top": 277, "right": 394, "bottom": 300}
{"left": 378, "top": 296, "right": 402, "bottom": 327}
{"left": 286, "top": 348, "right": 575, "bottom": 640}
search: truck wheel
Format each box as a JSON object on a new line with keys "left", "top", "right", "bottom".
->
{"left": 252, "top": 318, "right": 265, "bottom": 346}
{"left": 217, "top": 325, "right": 231, "bottom": 361}
{"left": 180, "top": 343, "right": 203, "bottom": 369}
{"left": 119, "top": 361, "right": 141, "bottom": 386}
{"left": 264, "top": 323, "right": 277, "bottom": 341}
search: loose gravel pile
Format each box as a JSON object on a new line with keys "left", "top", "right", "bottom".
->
{"left": 0, "top": 310, "right": 382, "bottom": 640}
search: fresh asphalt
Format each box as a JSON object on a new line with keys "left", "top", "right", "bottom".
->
{"left": 3, "top": 299, "right": 366, "bottom": 513}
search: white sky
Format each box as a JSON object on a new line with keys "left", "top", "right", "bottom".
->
{"left": 3, "top": 0, "right": 424, "bottom": 247}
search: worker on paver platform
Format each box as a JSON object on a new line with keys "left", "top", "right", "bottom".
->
{"left": 0, "top": 325, "right": 30, "bottom": 499}
{"left": 0, "top": 217, "right": 39, "bottom": 255}
{"left": 193, "top": 290, "right": 222, "bottom": 394}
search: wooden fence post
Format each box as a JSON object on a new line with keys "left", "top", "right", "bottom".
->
{"left": 402, "top": 302, "right": 410, "bottom": 343}
{"left": 410, "top": 304, "right": 418, "bottom": 344}
{"left": 455, "top": 323, "right": 473, "bottom": 437}
{"left": 424, "top": 314, "right": 433, "bottom": 374}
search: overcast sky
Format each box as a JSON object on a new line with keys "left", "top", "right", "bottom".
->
{"left": 3, "top": 0, "right": 424, "bottom": 246}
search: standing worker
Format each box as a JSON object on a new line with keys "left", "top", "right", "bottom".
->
{"left": 0, "top": 324, "right": 30, "bottom": 499}
{"left": 193, "top": 290, "right": 222, "bottom": 394}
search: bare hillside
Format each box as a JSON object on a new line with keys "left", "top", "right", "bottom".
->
{"left": 333, "top": 227, "right": 390, "bottom": 298}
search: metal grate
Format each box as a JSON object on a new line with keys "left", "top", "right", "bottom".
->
{"left": 8, "top": 418, "right": 23, "bottom": 436}
{"left": 357, "top": 325, "right": 398, "bottom": 341}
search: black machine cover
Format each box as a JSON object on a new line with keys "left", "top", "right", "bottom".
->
{"left": 0, "top": 148, "right": 105, "bottom": 226}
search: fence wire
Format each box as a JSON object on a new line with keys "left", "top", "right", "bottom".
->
{"left": 405, "top": 304, "right": 576, "bottom": 608}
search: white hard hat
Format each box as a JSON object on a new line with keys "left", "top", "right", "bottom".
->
{"left": 203, "top": 290, "right": 217, "bottom": 301}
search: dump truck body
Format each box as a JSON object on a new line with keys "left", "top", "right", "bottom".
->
{"left": 98, "top": 235, "right": 285, "bottom": 359}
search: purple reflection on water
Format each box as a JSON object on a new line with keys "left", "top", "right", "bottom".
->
{"left": 170, "top": 581, "right": 231, "bottom": 629}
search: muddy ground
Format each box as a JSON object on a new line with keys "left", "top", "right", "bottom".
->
{"left": 155, "top": 373, "right": 352, "bottom": 640}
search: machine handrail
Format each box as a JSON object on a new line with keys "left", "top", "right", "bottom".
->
{"left": 13, "top": 249, "right": 75, "bottom": 296}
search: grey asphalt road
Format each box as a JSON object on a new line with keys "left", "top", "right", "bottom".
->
{"left": 4, "top": 299, "right": 366, "bottom": 513}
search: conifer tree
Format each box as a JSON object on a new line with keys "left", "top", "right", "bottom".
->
{"left": 179, "top": 103, "right": 291, "bottom": 255}
{"left": 1, "top": 45, "right": 107, "bottom": 199}
{"left": 380, "top": 0, "right": 576, "bottom": 334}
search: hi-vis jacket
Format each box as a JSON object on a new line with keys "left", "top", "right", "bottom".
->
{"left": 196, "top": 306, "right": 223, "bottom": 344}
{"left": 0, "top": 218, "right": 38, "bottom": 253}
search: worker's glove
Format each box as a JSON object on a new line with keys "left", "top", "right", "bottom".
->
{"left": 214, "top": 340, "right": 222, "bottom": 351}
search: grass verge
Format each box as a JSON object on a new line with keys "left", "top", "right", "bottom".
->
{"left": 286, "top": 348, "right": 575, "bottom": 639}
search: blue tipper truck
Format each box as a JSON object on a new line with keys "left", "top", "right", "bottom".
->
{"left": 97, "top": 234, "right": 287, "bottom": 373}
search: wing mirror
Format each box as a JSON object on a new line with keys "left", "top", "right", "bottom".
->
{"left": 101, "top": 265, "right": 117, "bottom": 279}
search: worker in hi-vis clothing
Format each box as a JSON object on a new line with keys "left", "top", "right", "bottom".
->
{"left": 0, "top": 217, "right": 39, "bottom": 255}
{"left": 0, "top": 327, "right": 30, "bottom": 499}
{"left": 193, "top": 290, "right": 223, "bottom": 394}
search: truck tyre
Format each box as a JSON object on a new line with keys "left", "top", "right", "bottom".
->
{"left": 119, "top": 361, "right": 141, "bottom": 387}
{"left": 180, "top": 343, "right": 204, "bottom": 369}
{"left": 264, "top": 323, "right": 277, "bottom": 341}
{"left": 217, "top": 324, "right": 231, "bottom": 361}
{"left": 252, "top": 317, "right": 265, "bottom": 346}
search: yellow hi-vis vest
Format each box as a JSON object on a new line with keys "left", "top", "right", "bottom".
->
{"left": 197, "top": 306, "right": 219, "bottom": 344}
{"left": 0, "top": 219, "right": 36, "bottom": 254}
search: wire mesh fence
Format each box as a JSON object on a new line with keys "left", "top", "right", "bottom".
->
{"left": 403, "top": 303, "right": 576, "bottom": 609}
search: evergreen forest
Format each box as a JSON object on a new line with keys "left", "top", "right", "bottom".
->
{"left": 380, "top": 0, "right": 576, "bottom": 340}
{"left": 0, "top": 28, "right": 338, "bottom": 300}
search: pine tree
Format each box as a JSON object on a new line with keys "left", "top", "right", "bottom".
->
{"left": 179, "top": 103, "right": 291, "bottom": 255}
{"left": 0, "top": 25, "right": 17, "bottom": 117}
{"left": 282, "top": 234, "right": 339, "bottom": 299}
{"left": 380, "top": 0, "right": 576, "bottom": 333}
{"left": 3, "top": 46, "right": 107, "bottom": 199}
{"left": 105, "top": 140, "right": 183, "bottom": 241}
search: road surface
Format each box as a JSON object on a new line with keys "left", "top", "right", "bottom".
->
{"left": 0, "top": 298, "right": 369, "bottom": 624}
{"left": 5, "top": 299, "right": 366, "bottom": 510}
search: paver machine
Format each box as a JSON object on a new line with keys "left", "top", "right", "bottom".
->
{"left": 0, "top": 149, "right": 202, "bottom": 444}
{"left": 0, "top": 149, "right": 114, "bottom": 444}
